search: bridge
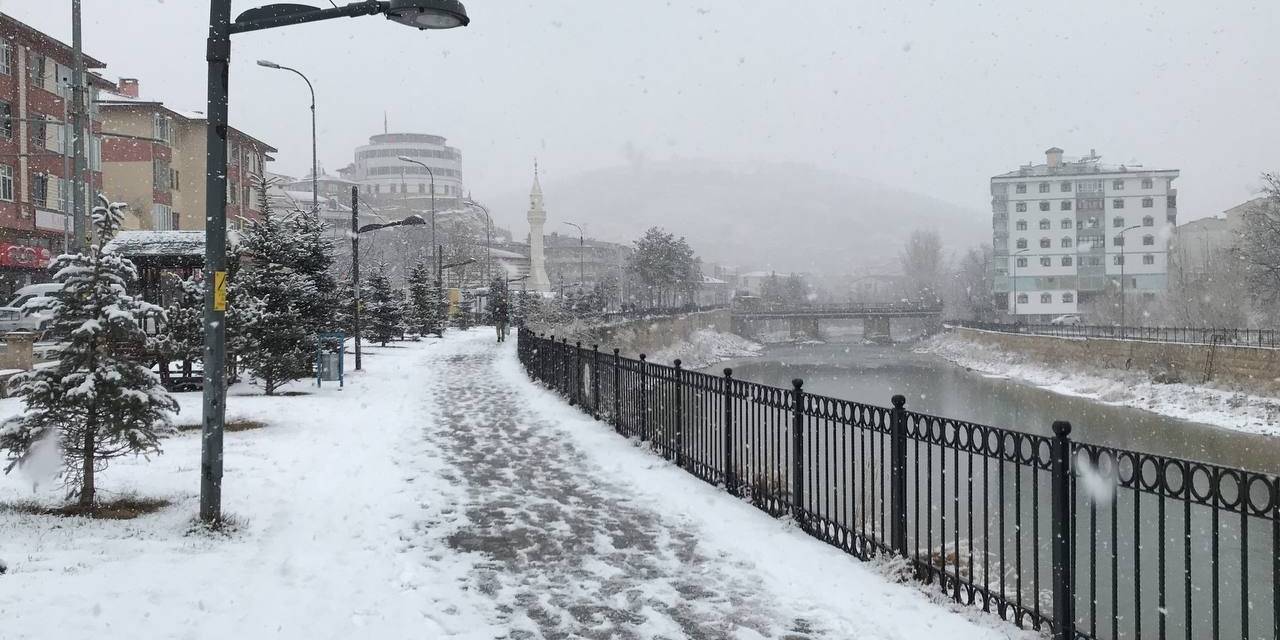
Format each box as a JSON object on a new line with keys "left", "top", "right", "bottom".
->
{"left": 730, "top": 302, "right": 943, "bottom": 341}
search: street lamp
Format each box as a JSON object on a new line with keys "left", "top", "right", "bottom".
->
{"left": 563, "top": 221, "right": 585, "bottom": 301}
{"left": 1117, "top": 224, "right": 1141, "bottom": 332}
{"left": 257, "top": 59, "right": 317, "bottom": 217}
{"left": 397, "top": 156, "right": 438, "bottom": 286}
{"left": 201, "top": 0, "right": 469, "bottom": 524}
{"left": 463, "top": 198, "right": 493, "bottom": 283}
{"left": 1010, "top": 248, "right": 1029, "bottom": 318}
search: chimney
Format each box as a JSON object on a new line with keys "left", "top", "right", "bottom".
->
{"left": 117, "top": 78, "right": 139, "bottom": 98}
{"left": 1045, "top": 147, "right": 1064, "bottom": 169}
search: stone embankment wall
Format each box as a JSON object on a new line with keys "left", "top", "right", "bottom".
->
{"left": 534, "top": 309, "right": 732, "bottom": 359}
{"left": 953, "top": 327, "right": 1280, "bottom": 395}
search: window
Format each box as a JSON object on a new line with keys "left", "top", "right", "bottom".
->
{"left": 1167, "top": 213, "right": 1177, "bottom": 225}
{"left": 0, "top": 100, "right": 11, "bottom": 139}
{"left": 153, "top": 159, "right": 172, "bottom": 190}
{"left": 153, "top": 114, "right": 174, "bottom": 145}
{"left": 1142, "top": 197, "right": 1153, "bottom": 208}
{"left": 1141, "top": 178, "right": 1153, "bottom": 189}
{"left": 27, "top": 53, "right": 46, "bottom": 85}
{"left": 228, "top": 182, "right": 238, "bottom": 204}
{"left": 1039, "top": 218, "right": 1050, "bottom": 230}
{"left": 1143, "top": 254, "right": 1155, "bottom": 265}
{"left": 1142, "top": 215, "right": 1153, "bottom": 226}
{"left": 1040, "top": 257, "right": 1051, "bottom": 267}
{"left": 31, "top": 173, "right": 48, "bottom": 208}
{"left": 390, "top": 183, "right": 397, "bottom": 194}
{"left": 0, "top": 164, "right": 11, "bottom": 201}
{"left": 1062, "top": 256, "right": 1073, "bottom": 267}
{"left": 1061, "top": 237, "right": 1073, "bottom": 248}
{"left": 52, "top": 177, "right": 67, "bottom": 212}
{"left": 1168, "top": 195, "right": 1176, "bottom": 208}
{"left": 1087, "top": 217, "right": 1099, "bottom": 228}
{"left": 1016, "top": 293, "right": 1028, "bottom": 304}
{"left": 0, "top": 42, "right": 10, "bottom": 75}
{"left": 1039, "top": 201, "right": 1050, "bottom": 211}
{"left": 1063, "top": 292, "right": 1075, "bottom": 303}
{"left": 1060, "top": 182, "right": 1072, "bottom": 192}
{"left": 1015, "top": 183, "right": 1027, "bottom": 194}
{"left": 1142, "top": 235, "right": 1154, "bottom": 246}
{"left": 1112, "top": 179, "right": 1124, "bottom": 190}
{"left": 1039, "top": 238, "right": 1051, "bottom": 248}
{"left": 1113, "top": 216, "right": 1124, "bottom": 228}
{"left": 1040, "top": 293, "right": 1052, "bottom": 304}
{"left": 1039, "top": 182, "right": 1050, "bottom": 193}
{"left": 418, "top": 183, "right": 426, "bottom": 194}
{"left": 1113, "top": 235, "right": 1124, "bottom": 246}
{"left": 1061, "top": 218, "right": 1072, "bottom": 229}
{"left": 1113, "top": 199, "right": 1125, "bottom": 209}
{"left": 1015, "top": 220, "right": 1027, "bottom": 230}
{"left": 1016, "top": 238, "right": 1027, "bottom": 249}
{"left": 1060, "top": 200, "right": 1072, "bottom": 211}
{"left": 29, "top": 114, "right": 46, "bottom": 147}
{"left": 243, "top": 186, "right": 251, "bottom": 206}
{"left": 152, "top": 204, "right": 173, "bottom": 231}
{"left": 1016, "top": 257, "right": 1028, "bottom": 268}
{"left": 1114, "top": 255, "right": 1125, "bottom": 265}
{"left": 374, "top": 184, "right": 381, "bottom": 194}
{"left": 1015, "top": 202, "right": 1027, "bottom": 212}
{"left": 171, "top": 169, "right": 180, "bottom": 191}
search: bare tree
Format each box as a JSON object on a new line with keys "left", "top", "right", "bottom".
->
{"left": 899, "top": 230, "right": 943, "bottom": 303}
{"left": 945, "top": 243, "right": 994, "bottom": 320}
{"left": 1237, "top": 173, "right": 1280, "bottom": 324}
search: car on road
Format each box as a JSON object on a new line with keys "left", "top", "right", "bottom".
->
{"left": 0, "top": 283, "right": 62, "bottom": 335}
{"left": 1050, "top": 314, "right": 1082, "bottom": 326}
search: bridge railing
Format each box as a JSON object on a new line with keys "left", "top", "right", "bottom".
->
{"left": 732, "top": 301, "right": 945, "bottom": 315}
{"left": 950, "top": 320, "right": 1280, "bottom": 349}
{"left": 517, "top": 328, "right": 1280, "bottom": 640}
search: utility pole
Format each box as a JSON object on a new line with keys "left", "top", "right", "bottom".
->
{"left": 351, "top": 186, "right": 361, "bottom": 370}
{"left": 70, "top": 0, "right": 86, "bottom": 251}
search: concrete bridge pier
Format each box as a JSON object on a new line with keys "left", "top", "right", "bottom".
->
{"left": 731, "top": 315, "right": 760, "bottom": 340}
{"left": 788, "top": 317, "right": 822, "bottom": 340}
{"left": 863, "top": 317, "right": 892, "bottom": 343}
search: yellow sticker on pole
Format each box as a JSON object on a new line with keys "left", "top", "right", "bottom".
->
{"left": 213, "top": 271, "right": 227, "bottom": 311}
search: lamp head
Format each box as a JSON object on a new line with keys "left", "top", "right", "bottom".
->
{"left": 385, "top": 0, "right": 469, "bottom": 30}
{"left": 256, "top": 59, "right": 283, "bottom": 69}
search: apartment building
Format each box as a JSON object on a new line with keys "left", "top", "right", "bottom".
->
{"left": 991, "top": 147, "right": 1179, "bottom": 320}
{"left": 0, "top": 13, "right": 109, "bottom": 294}
{"left": 99, "top": 78, "right": 275, "bottom": 231}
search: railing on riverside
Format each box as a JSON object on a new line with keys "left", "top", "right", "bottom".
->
{"left": 517, "top": 328, "right": 1280, "bottom": 640}
{"left": 731, "top": 301, "right": 944, "bottom": 317}
{"left": 596, "top": 304, "right": 728, "bottom": 324}
{"left": 951, "top": 320, "right": 1280, "bottom": 349}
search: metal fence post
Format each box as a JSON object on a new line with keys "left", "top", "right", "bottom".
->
{"left": 723, "top": 367, "right": 736, "bottom": 496}
{"left": 561, "top": 337, "right": 570, "bottom": 400}
{"left": 674, "top": 359, "right": 684, "bottom": 468}
{"left": 613, "top": 348, "right": 621, "bottom": 431}
{"left": 639, "top": 354, "right": 649, "bottom": 442}
{"left": 574, "top": 340, "right": 583, "bottom": 407}
{"left": 890, "top": 394, "right": 908, "bottom": 557}
{"left": 1051, "top": 420, "right": 1075, "bottom": 640}
{"left": 791, "top": 378, "right": 805, "bottom": 526}
{"left": 544, "top": 334, "right": 552, "bottom": 384}
{"left": 592, "top": 344, "right": 600, "bottom": 418}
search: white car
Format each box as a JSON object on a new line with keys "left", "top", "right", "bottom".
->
{"left": 0, "top": 283, "right": 61, "bottom": 335}
{"left": 1050, "top": 314, "right": 1082, "bottom": 326}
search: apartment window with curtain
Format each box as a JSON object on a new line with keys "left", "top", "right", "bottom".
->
{"left": 0, "top": 100, "right": 11, "bottom": 139}
{"left": 0, "top": 42, "right": 10, "bottom": 75}
{"left": 153, "top": 159, "right": 172, "bottom": 190}
{"left": 31, "top": 173, "right": 48, "bottom": 208}
{"left": 0, "top": 165, "right": 12, "bottom": 201}
{"left": 152, "top": 204, "right": 173, "bottom": 231}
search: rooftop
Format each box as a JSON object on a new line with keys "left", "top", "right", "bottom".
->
{"left": 105, "top": 230, "right": 211, "bottom": 258}
{"left": 993, "top": 148, "right": 1177, "bottom": 179}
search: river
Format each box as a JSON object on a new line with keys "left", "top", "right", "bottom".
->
{"left": 702, "top": 336, "right": 1280, "bottom": 639}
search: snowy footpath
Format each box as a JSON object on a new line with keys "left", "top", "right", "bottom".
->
{"left": 1, "top": 330, "right": 1027, "bottom": 639}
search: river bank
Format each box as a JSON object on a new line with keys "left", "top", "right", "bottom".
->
{"left": 919, "top": 331, "right": 1280, "bottom": 438}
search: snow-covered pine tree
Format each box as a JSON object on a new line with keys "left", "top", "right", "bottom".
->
{"left": 364, "top": 262, "right": 403, "bottom": 346}
{"left": 456, "top": 288, "right": 477, "bottom": 330}
{"left": 405, "top": 259, "right": 439, "bottom": 336}
{"left": 153, "top": 274, "right": 203, "bottom": 383}
{"left": 238, "top": 193, "right": 316, "bottom": 395}
{"left": 288, "top": 198, "right": 340, "bottom": 339}
{"left": 0, "top": 197, "right": 179, "bottom": 507}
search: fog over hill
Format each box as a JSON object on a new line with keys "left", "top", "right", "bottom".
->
{"left": 486, "top": 160, "right": 988, "bottom": 276}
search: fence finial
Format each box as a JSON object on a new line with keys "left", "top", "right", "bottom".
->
{"left": 723, "top": 367, "right": 733, "bottom": 377}
{"left": 792, "top": 378, "right": 803, "bottom": 390}
{"left": 674, "top": 359, "right": 682, "bottom": 368}
{"left": 1052, "top": 420, "right": 1072, "bottom": 437}
{"left": 891, "top": 394, "right": 906, "bottom": 409}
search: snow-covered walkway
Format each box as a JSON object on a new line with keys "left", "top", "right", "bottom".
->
{"left": 0, "top": 330, "right": 1028, "bottom": 639}
{"left": 423, "top": 330, "right": 1026, "bottom": 639}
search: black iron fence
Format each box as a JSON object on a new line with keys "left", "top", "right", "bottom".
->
{"left": 517, "top": 328, "right": 1280, "bottom": 640}
{"left": 952, "top": 320, "right": 1280, "bottom": 350}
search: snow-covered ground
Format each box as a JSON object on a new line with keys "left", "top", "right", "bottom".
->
{"left": 649, "top": 328, "right": 763, "bottom": 370}
{"left": 1, "top": 330, "right": 1031, "bottom": 639}
{"left": 920, "top": 331, "right": 1280, "bottom": 436}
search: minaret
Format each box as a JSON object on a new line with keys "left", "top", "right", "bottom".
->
{"left": 526, "top": 160, "right": 552, "bottom": 293}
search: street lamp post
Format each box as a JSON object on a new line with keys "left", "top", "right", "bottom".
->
{"left": 1118, "top": 224, "right": 1141, "bottom": 333}
{"left": 563, "top": 221, "right": 584, "bottom": 301}
{"left": 201, "top": 0, "right": 469, "bottom": 524}
{"left": 397, "top": 156, "right": 437, "bottom": 287}
{"left": 464, "top": 198, "right": 493, "bottom": 283}
{"left": 1010, "top": 248, "right": 1029, "bottom": 318}
{"left": 257, "top": 59, "right": 317, "bottom": 216}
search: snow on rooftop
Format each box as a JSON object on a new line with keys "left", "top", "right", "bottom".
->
{"left": 104, "top": 230, "right": 217, "bottom": 257}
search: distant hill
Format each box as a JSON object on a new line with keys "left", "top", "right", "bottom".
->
{"left": 486, "top": 160, "right": 988, "bottom": 276}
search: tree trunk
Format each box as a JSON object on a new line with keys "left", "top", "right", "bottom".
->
{"left": 79, "top": 417, "right": 96, "bottom": 507}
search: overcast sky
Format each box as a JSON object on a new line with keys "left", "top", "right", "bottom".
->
{"left": 4, "top": 1, "right": 1279, "bottom": 230}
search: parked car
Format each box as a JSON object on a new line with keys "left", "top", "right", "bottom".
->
{"left": 0, "top": 283, "right": 62, "bottom": 336}
{"left": 1050, "top": 314, "right": 1081, "bottom": 326}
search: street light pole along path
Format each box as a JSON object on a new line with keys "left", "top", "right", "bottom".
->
{"left": 201, "top": 0, "right": 469, "bottom": 524}
{"left": 257, "top": 59, "right": 317, "bottom": 216}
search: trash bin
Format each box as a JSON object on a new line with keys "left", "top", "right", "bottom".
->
{"left": 316, "top": 331, "right": 345, "bottom": 387}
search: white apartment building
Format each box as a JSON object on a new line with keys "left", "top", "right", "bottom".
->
{"left": 339, "top": 132, "right": 464, "bottom": 212}
{"left": 990, "top": 147, "right": 1178, "bottom": 320}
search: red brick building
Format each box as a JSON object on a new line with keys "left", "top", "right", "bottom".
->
{"left": 0, "top": 12, "right": 112, "bottom": 296}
